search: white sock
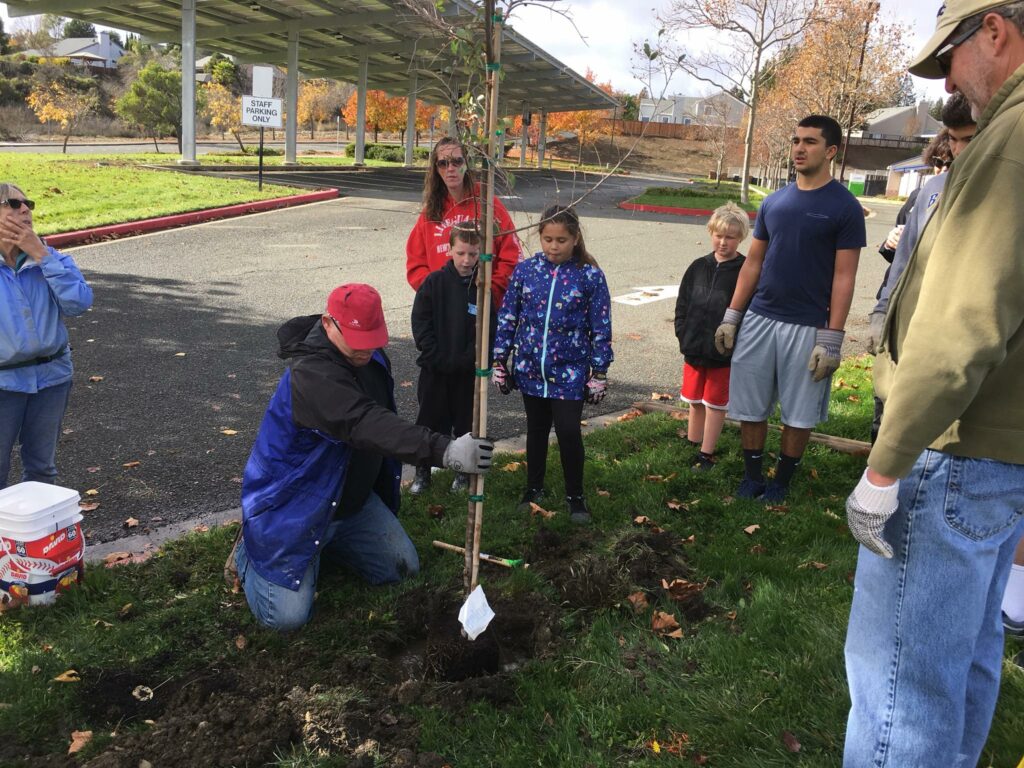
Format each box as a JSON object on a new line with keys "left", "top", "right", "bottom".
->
{"left": 1002, "top": 564, "right": 1024, "bottom": 623}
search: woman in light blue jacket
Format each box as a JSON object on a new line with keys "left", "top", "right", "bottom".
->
{"left": 0, "top": 182, "right": 92, "bottom": 488}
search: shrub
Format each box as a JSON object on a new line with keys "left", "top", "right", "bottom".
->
{"left": 344, "top": 142, "right": 429, "bottom": 162}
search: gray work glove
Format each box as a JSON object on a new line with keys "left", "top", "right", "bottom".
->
{"left": 443, "top": 433, "right": 494, "bottom": 473}
{"left": 867, "top": 312, "right": 885, "bottom": 355}
{"left": 846, "top": 470, "right": 900, "bottom": 558}
{"left": 714, "top": 308, "right": 744, "bottom": 356}
{"left": 808, "top": 328, "right": 844, "bottom": 382}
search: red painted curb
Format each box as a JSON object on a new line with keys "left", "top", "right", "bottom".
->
{"left": 618, "top": 201, "right": 758, "bottom": 219}
{"left": 45, "top": 188, "right": 340, "bottom": 248}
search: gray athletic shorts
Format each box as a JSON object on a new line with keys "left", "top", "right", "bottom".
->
{"left": 727, "top": 312, "right": 831, "bottom": 429}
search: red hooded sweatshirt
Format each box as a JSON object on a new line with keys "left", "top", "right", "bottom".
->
{"left": 406, "top": 191, "right": 523, "bottom": 309}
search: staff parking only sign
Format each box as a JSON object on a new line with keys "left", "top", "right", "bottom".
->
{"left": 242, "top": 95, "right": 283, "bottom": 128}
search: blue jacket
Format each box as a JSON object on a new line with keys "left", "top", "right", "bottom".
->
{"left": 241, "top": 315, "right": 449, "bottom": 590}
{"left": 1, "top": 246, "right": 92, "bottom": 394}
{"left": 493, "top": 253, "right": 613, "bottom": 400}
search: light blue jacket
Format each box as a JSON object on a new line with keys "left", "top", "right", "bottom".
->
{"left": 0, "top": 246, "right": 93, "bottom": 394}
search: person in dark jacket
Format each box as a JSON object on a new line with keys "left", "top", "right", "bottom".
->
{"left": 409, "top": 223, "right": 497, "bottom": 494}
{"left": 674, "top": 202, "right": 748, "bottom": 471}
{"left": 229, "top": 283, "right": 493, "bottom": 631}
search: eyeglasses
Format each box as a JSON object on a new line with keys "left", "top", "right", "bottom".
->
{"left": 934, "top": 15, "right": 986, "bottom": 76}
{"left": 0, "top": 198, "right": 35, "bottom": 211}
{"left": 435, "top": 156, "right": 466, "bottom": 169}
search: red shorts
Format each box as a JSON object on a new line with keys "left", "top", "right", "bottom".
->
{"left": 679, "top": 362, "right": 730, "bottom": 410}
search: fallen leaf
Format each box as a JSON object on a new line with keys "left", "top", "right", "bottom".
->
{"left": 666, "top": 499, "right": 687, "bottom": 511}
{"left": 798, "top": 561, "right": 828, "bottom": 571}
{"left": 500, "top": 461, "right": 523, "bottom": 472}
{"left": 626, "top": 332, "right": 643, "bottom": 340}
{"left": 427, "top": 504, "right": 445, "bottom": 520}
{"left": 644, "top": 472, "right": 677, "bottom": 483}
{"left": 381, "top": 712, "right": 399, "bottom": 727}
{"left": 221, "top": 429, "right": 238, "bottom": 436}
{"left": 53, "top": 670, "right": 80, "bottom": 683}
{"left": 617, "top": 635, "right": 626, "bottom": 647}
{"left": 132, "top": 685, "right": 154, "bottom": 702}
{"left": 234, "top": 634, "right": 248, "bottom": 651}
{"left": 230, "top": 476, "right": 243, "bottom": 483}
{"left": 88, "top": 375, "right": 104, "bottom": 383}
{"left": 41, "top": 643, "right": 52, "bottom": 652}
{"left": 722, "top": 495, "right": 735, "bottom": 506}
{"left": 31, "top": 665, "right": 41, "bottom": 674}
{"left": 651, "top": 611, "right": 683, "bottom": 638}
{"left": 810, "top": 468, "right": 819, "bottom": 480}
{"left": 79, "top": 501, "right": 100, "bottom": 512}
{"left": 118, "top": 603, "right": 135, "bottom": 619}
{"left": 92, "top": 619, "right": 113, "bottom": 628}
{"left": 193, "top": 524, "right": 209, "bottom": 532}
{"left": 122, "top": 460, "right": 141, "bottom": 468}
{"left": 86, "top": 466, "right": 101, "bottom": 473}
{"left": 692, "top": 751, "right": 709, "bottom": 764}
{"left": 68, "top": 730, "right": 92, "bottom": 754}
{"left": 102, "top": 551, "right": 133, "bottom": 567}
{"left": 399, "top": 380, "right": 413, "bottom": 387}
{"left": 725, "top": 610, "right": 737, "bottom": 620}
{"left": 781, "top": 730, "right": 802, "bottom": 753}
{"left": 681, "top": 534, "right": 696, "bottom": 544}
{"left": 596, "top": 488, "right": 611, "bottom": 497}
{"left": 765, "top": 504, "right": 789, "bottom": 513}
{"left": 671, "top": 410, "right": 687, "bottom": 421}
{"left": 616, "top": 410, "right": 642, "bottom": 423}
{"left": 123, "top": 517, "right": 139, "bottom": 528}
{"left": 743, "top": 524, "right": 761, "bottom": 535}
{"left": 174, "top": 352, "right": 186, "bottom": 357}
{"left": 633, "top": 515, "right": 651, "bottom": 526}
{"left": 85, "top": 488, "right": 99, "bottom": 496}
{"left": 749, "top": 544, "right": 766, "bottom": 554}
{"left": 529, "top": 502, "right": 555, "bottom": 519}
{"left": 651, "top": 392, "right": 674, "bottom": 401}
{"left": 626, "top": 591, "right": 649, "bottom": 613}
{"left": 661, "top": 578, "right": 705, "bottom": 602}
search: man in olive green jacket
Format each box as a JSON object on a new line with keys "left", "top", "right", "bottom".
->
{"left": 842, "top": 1, "right": 1024, "bottom": 765}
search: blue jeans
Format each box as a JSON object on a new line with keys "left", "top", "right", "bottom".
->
{"left": 0, "top": 381, "right": 72, "bottom": 489}
{"left": 235, "top": 491, "right": 419, "bottom": 631}
{"left": 844, "top": 450, "right": 1024, "bottom": 767}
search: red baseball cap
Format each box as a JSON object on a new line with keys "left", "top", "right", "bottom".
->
{"left": 326, "top": 284, "right": 389, "bottom": 349}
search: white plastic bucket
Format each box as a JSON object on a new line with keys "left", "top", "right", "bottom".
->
{"left": 0, "top": 482, "right": 84, "bottom": 608}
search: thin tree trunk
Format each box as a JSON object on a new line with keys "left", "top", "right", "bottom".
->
{"left": 62, "top": 130, "right": 70, "bottom": 153}
{"left": 232, "top": 130, "right": 245, "bottom": 152}
{"left": 740, "top": 48, "right": 762, "bottom": 205}
{"left": 152, "top": 135, "right": 160, "bottom": 153}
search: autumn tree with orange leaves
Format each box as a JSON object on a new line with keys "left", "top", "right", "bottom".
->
{"left": 298, "top": 79, "right": 333, "bottom": 139}
{"left": 27, "top": 78, "right": 99, "bottom": 153}
{"left": 343, "top": 89, "right": 406, "bottom": 143}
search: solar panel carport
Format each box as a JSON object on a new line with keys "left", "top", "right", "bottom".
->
{"left": 4, "top": 0, "right": 618, "bottom": 165}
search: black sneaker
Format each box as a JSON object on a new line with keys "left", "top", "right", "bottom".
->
{"left": 692, "top": 452, "right": 716, "bottom": 472}
{"left": 517, "top": 487, "right": 545, "bottom": 514}
{"left": 450, "top": 472, "right": 470, "bottom": 493}
{"left": 567, "top": 495, "right": 591, "bottom": 524}
{"left": 409, "top": 467, "right": 432, "bottom": 495}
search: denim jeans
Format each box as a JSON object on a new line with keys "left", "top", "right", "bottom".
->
{"left": 235, "top": 491, "right": 419, "bottom": 631}
{"left": 844, "top": 449, "right": 1024, "bottom": 767}
{"left": 0, "top": 381, "right": 72, "bottom": 489}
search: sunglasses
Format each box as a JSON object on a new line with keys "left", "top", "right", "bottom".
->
{"left": 934, "top": 15, "right": 986, "bottom": 76}
{"left": 435, "top": 156, "right": 466, "bottom": 169}
{"left": 1, "top": 198, "right": 35, "bottom": 211}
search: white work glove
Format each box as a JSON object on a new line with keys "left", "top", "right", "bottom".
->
{"left": 714, "top": 308, "right": 744, "bottom": 356}
{"left": 846, "top": 470, "right": 900, "bottom": 559}
{"left": 808, "top": 328, "right": 844, "bottom": 382}
{"left": 584, "top": 373, "right": 607, "bottom": 404}
{"left": 443, "top": 433, "right": 494, "bottom": 473}
{"left": 883, "top": 225, "right": 904, "bottom": 251}
{"left": 867, "top": 312, "right": 885, "bottom": 355}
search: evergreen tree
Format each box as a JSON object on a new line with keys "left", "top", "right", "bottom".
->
{"left": 62, "top": 19, "right": 97, "bottom": 39}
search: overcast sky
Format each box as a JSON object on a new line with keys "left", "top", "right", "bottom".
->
{"left": 1, "top": 0, "right": 948, "bottom": 100}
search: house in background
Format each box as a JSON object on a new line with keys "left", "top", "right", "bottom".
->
{"left": 857, "top": 100, "right": 941, "bottom": 140}
{"left": 638, "top": 91, "right": 748, "bottom": 127}
{"left": 23, "top": 31, "right": 125, "bottom": 69}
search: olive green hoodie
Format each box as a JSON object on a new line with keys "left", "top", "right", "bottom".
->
{"left": 871, "top": 62, "right": 1024, "bottom": 477}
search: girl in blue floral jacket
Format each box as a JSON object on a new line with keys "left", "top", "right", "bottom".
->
{"left": 492, "top": 206, "right": 613, "bottom": 524}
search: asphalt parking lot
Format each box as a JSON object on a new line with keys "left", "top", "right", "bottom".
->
{"left": 30, "top": 167, "right": 896, "bottom": 543}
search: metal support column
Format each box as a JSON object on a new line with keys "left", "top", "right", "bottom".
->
{"left": 355, "top": 53, "right": 368, "bottom": 166}
{"left": 284, "top": 30, "right": 299, "bottom": 166}
{"left": 404, "top": 72, "right": 417, "bottom": 167}
{"left": 178, "top": 0, "right": 198, "bottom": 165}
{"left": 537, "top": 109, "right": 547, "bottom": 168}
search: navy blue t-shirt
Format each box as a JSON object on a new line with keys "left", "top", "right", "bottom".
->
{"left": 748, "top": 180, "right": 866, "bottom": 327}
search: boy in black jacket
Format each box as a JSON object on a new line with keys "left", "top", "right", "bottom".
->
{"left": 410, "top": 223, "right": 495, "bottom": 493}
{"left": 674, "top": 202, "right": 749, "bottom": 471}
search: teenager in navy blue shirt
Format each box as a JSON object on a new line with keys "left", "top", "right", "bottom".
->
{"left": 714, "top": 115, "right": 866, "bottom": 502}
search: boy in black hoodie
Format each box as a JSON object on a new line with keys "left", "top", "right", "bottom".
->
{"left": 674, "top": 202, "right": 749, "bottom": 471}
{"left": 410, "top": 223, "right": 496, "bottom": 493}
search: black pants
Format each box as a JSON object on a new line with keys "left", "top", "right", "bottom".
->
{"left": 416, "top": 368, "right": 474, "bottom": 467}
{"left": 523, "top": 393, "right": 585, "bottom": 497}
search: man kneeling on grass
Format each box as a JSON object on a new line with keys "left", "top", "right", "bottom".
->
{"left": 227, "top": 284, "right": 493, "bottom": 631}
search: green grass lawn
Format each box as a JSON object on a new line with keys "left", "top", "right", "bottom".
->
{"left": 628, "top": 180, "right": 765, "bottom": 213}
{"left": 1, "top": 358, "right": 1021, "bottom": 766}
{"left": 0, "top": 154, "right": 307, "bottom": 235}
{"left": 194, "top": 152, "right": 414, "bottom": 168}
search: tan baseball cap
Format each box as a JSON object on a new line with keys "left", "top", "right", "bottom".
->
{"left": 909, "top": 0, "right": 1011, "bottom": 78}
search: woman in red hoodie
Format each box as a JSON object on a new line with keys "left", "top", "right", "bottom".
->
{"left": 406, "top": 137, "right": 522, "bottom": 308}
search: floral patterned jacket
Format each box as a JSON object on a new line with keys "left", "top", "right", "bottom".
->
{"left": 493, "top": 253, "right": 613, "bottom": 400}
